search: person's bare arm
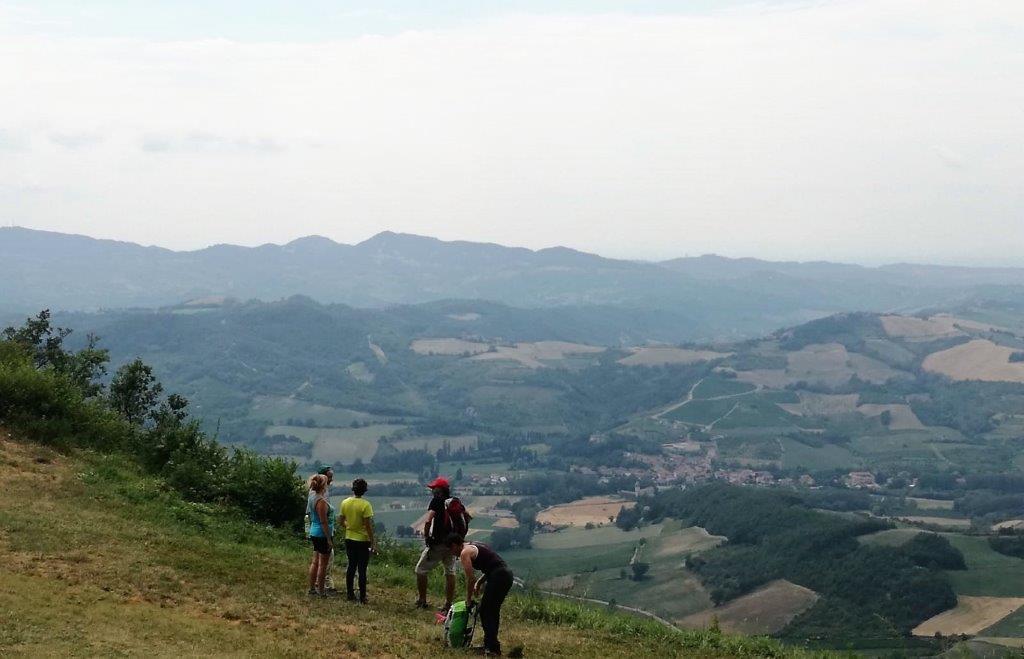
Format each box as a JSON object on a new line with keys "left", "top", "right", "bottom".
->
{"left": 316, "top": 499, "right": 332, "bottom": 549}
{"left": 423, "top": 510, "right": 435, "bottom": 541}
{"left": 461, "top": 547, "right": 476, "bottom": 604}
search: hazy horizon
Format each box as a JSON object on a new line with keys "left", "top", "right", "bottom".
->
{"left": 10, "top": 223, "right": 1024, "bottom": 270}
{"left": 2, "top": 1, "right": 1023, "bottom": 266}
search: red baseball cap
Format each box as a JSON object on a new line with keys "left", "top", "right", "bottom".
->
{"left": 426, "top": 477, "right": 450, "bottom": 489}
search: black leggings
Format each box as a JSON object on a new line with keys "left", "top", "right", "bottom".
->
{"left": 479, "top": 567, "right": 514, "bottom": 654}
{"left": 345, "top": 539, "right": 370, "bottom": 597}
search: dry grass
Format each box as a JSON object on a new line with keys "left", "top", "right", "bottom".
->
{"left": 913, "top": 596, "right": 1024, "bottom": 637}
{"left": 0, "top": 437, "right": 746, "bottom": 658}
{"left": 992, "top": 519, "right": 1024, "bottom": 532}
{"left": 880, "top": 315, "right": 966, "bottom": 340}
{"left": 536, "top": 497, "right": 634, "bottom": 527}
{"left": 679, "top": 581, "right": 819, "bottom": 636}
{"left": 923, "top": 339, "right": 1024, "bottom": 383}
{"left": 618, "top": 347, "right": 730, "bottom": 367}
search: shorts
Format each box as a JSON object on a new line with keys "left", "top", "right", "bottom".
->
{"left": 415, "top": 543, "right": 456, "bottom": 576}
{"left": 310, "top": 536, "right": 332, "bottom": 555}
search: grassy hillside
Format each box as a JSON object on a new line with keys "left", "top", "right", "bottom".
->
{"left": 0, "top": 433, "right": 809, "bottom": 658}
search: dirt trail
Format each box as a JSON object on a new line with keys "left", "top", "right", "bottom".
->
{"left": 654, "top": 378, "right": 704, "bottom": 419}
{"left": 706, "top": 402, "right": 741, "bottom": 431}
{"left": 655, "top": 380, "right": 759, "bottom": 420}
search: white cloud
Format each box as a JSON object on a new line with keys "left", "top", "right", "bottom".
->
{"left": 0, "top": 0, "right": 1022, "bottom": 264}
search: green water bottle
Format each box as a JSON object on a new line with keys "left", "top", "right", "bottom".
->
{"left": 304, "top": 513, "right": 311, "bottom": 538}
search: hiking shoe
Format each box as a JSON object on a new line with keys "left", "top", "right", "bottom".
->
{"left": 324, "top": 587, "right": 339, "bottom": 596}
{"left": 346, "top": 593, "right": 357, "bottom": 602}
{"left": 437, "top": 602, "right": 452, "bottom": 613}
{"left": 359, "top": 597, "right": 369, "bottom": 605}
{"left": 414, "top": 600, "right": 430, "bottom": 609}
{"left": 321, "top": 589, "right": 340, "bottom": 598}
{"left": 307, "top": 588, "right": 318, "bottom": 597}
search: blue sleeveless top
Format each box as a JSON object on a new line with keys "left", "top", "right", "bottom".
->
{"left": 307, "top": 492, "right": 335, "bottom": 538}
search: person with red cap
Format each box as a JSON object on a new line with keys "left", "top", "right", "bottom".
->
{"left": 413, "top": 476, "right": 471, "bottom": 611}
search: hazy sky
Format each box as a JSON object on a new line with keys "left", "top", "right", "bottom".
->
{"left": 1, "top": 1, "right": 1022, "bottom": 264}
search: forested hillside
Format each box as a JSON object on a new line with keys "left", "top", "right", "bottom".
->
{"left": 10, "top": 227, "right": 1024, "bottom": 340}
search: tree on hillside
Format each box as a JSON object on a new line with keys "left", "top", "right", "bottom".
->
{"left": 631, "top": 562, "right": 650, "bottom": 581}
{"left": 109, "top": 358, "right": 163, "bottom": 425}
{"left": 2, "top": 310, "right": 109, "bottom": 395}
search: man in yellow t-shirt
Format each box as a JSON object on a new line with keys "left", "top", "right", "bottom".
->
{"left": 340, "top": 478, "right": 376, "bottom": 603}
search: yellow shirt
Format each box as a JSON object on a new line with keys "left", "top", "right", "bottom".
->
{"left": 340, "top": 496, "right": 374, "bottom": 542}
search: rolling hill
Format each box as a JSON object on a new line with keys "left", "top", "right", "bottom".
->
{"left": 8, "top": 226, "right": 1024, "bottom": 340}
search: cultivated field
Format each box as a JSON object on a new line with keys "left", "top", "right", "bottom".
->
{"left": 410, "top": 338, "right": 490, "bottom": 355}
{"left": 250, "top": 396, "right": 382, "bottom": 426}
{"left": 923, "top": 339, "right": 1024, "bottom": 383}
{"left": 265, "top": 423, "right": 406, "bottom": 463}
{"left": 533, "top": 523, "right": 665, "bottom": 550}
{"left": 946, "top": 534, "right": 1024, "bottom": 597}
{"left": 785, "top": 343, "right": 904, "bottom": 386}
{"left": 896, "top": 516, "right": 971, "bottom": 529}
{"left": 778, "top": 436, "right": 858, "bottom": 471}
{"left": 471, "top": 341, "right": 604, "bottom": 368}
{"left": 389, "top": 434, "right": 477, "bottom": 453}
{"left": 913, "top": 596, "right": 1024, "bottom": 637}
{"left": 993, "top": 519, "right": 1024, "bottom": 532}
{"left": 537, "top": 497, "right": 634, "bottom": 527}
{"left": 907, "top": 497, "right": 955, "bottom": 511}
{"left": 858, "top": 528, "right": 924, "bottom": 547}
{"left": 881, "top": 315, "right": 966, "bottom": 340}
{"left": 778, "top": 393, "right": 859, "bottom": 416}
{"left": 618, "top": 346, "right": 730, "bottom": 367}
{"left": 679, "top": 580, "right": 819, "bottom": 635}
{"left": 857, "top": 403, "right": 925, "bottom": 430}
{"left": 651, "top": 526, "right": 725, "bottom": 559}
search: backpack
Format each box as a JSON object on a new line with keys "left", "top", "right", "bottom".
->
{"left": 443, "top": 600, "right": 478, "bottom": 648}
{"left": 444, "top": 497, "right": 472, "bottom": 538}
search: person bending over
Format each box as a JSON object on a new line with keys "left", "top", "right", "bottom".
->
{"left": 446, "top": 533, "right": 514, "bottom": 657}
{"left": 339, "top": 478, "right": 376, "bottom": 603}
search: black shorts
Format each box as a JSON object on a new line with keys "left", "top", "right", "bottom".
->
{"left": 310, "top": 536, "right": 332, "bottom": 555}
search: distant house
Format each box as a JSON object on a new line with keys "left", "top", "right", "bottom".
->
{"left": 845, "top": 471, "right": 879, "bottom": 489}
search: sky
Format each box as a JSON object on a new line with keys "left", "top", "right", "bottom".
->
{"left": 1, "top": 1, "right": 1022, "bottom": 264}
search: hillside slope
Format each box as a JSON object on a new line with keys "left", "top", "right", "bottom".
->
{"left": 0, "top": 433, "right": 801, "bottom": 658}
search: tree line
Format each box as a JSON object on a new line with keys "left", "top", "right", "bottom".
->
{"left": 0, "top": 311, "right": 305, "bottom": 528}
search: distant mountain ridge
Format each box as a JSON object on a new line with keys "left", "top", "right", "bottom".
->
{"left": 4, "top": 226, "right": 1024, "bottom": 340}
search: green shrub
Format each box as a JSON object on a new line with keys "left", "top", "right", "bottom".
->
{"left": 1, "top": 312, "right": 304, "bottom": 530}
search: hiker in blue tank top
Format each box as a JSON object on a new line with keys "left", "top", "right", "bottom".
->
{"left": 306, "top": 474, "right": 337, "bottom": 597}
{"left": 307, "top": 466, "right": 337, "bottom": 594}
{"left": 446, "top": 533, "right": 514, "bottom": 656}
